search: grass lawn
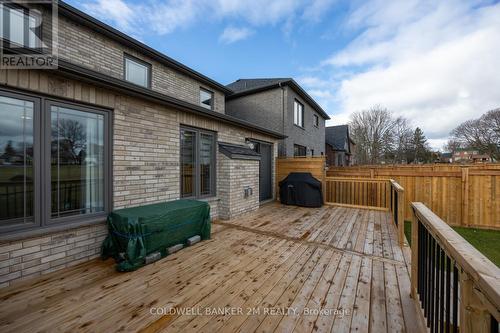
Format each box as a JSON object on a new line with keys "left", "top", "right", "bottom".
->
{"left": 404, "top": 221, "right": 500, "bottom": 267}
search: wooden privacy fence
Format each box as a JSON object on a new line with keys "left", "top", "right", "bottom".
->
{"left": 410, "top": 203, "right": 500, "bottom": 333}
{"left": 327, "top": 164, "right": 500, "bottom": 229}
{"left": 275, "top": 157, "right": 326, "bottom": 198}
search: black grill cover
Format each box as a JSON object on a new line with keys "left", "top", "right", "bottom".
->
{"left": 279, "top": 172, "right": 323, "bottom": 207}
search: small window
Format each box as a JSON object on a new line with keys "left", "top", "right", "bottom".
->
{"left": 1, "top": 3, "right": 41, "bottom": 49}
{"left": 314, "top": 114, "right": 319, "bottom": 127}
{"left": 294, "top": 100, "right": 304, "bottom": 127}
{"left": 200, "top": 88, "right": 214, "bottom": 110}
{"left": 311, "top": 149, "right": 314, "bottom": 156}
{"left": 124, "top": 55, "right": 151, "bottom": 88}
{"left": 294, "top": 144, "right": 306, "bottom": 157}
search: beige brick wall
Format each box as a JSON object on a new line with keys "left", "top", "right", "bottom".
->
{"left": 0, "top": 70, "right": 277, "bottom": 287}
{"left": 218, "top": 155, "right": 260, "bottom": 219}
{"left": 57, "top": 15, "right": 226, "bottom": 113}
{"left": 0, "top": 224, "right": 107, "bottom": 288}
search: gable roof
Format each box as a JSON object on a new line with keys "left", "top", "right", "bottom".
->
{"left": 326, "top": 125, "right": 350, "bottom": 151}
{"left": 226, "top": 78, "right": 330, "bottom": 120}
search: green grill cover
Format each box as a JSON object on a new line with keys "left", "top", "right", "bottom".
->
{"left": 102, "top": 199, "right": 211, "bottom": 271}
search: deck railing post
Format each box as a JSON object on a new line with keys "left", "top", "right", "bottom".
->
{"left": 459, "top": 272, "right": 493, "bottom": 333}
{"left": 410, "top": 210, "right": 419, "bottom": 299}
{"left": 398, "top": 189, "right": 406, "bottom": 246}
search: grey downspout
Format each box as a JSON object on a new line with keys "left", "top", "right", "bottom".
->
{"left": 279, "top": 82, "right": 285, "bottom": 156}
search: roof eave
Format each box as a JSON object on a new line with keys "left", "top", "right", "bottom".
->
{"left": 227, "top": 80, "right": 331, "bottom": 120}
{"left": 58, "top": 1, "right": 232, "bottom": 95}
{"left": 51, "top": 60, "right": 286, "bottom": 139}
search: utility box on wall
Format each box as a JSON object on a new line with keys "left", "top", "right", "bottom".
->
{"left": 244, "top": 186, "right": 253, "bottom": 198}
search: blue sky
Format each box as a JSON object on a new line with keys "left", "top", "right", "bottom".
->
{"left": 67, "top": 0, "right": 500, "bottom": 150}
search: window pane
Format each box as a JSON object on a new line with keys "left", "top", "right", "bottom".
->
{"left": 28, "top": 15, "right": 37, "bottom": 48}
{"left": 125, "top": 58, "right": 149, "bottom": 87}
{"left": 9, "top": 7, "right": 25, "bottom": 46}
{"left": 51, "top": 106, "right": 104, "bottom": 218}
{"left": 299, "top": 104, "right": 303, "bottom": 127}
{"left": 181, "top": 129, "right": 196, "bottom": 197}
{"left": 199, "top": 133, "right": 213, "bottom": 195}
{"left": 200, "top": 89, "right": 213, "bottom": 109}
{"left": 0, "top": 96, "right": 34, "bottom": 223}
{"left": 294, "top": 102, "right": 298, "bottom": 125}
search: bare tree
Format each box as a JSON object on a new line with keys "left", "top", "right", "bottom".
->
{"left": 450, "top": 108, "right": 500, "bottom": 161}
{"left": 52, "top": 119, "right": 86, "bottom": 163}
{"left": 392, "top": 117, "right": 413, "bottom": 163}
{"left": 445, "top": 138, "right": 462, "bottom": 154}
{"left": 350, "top": 106, "right": 396, "bottom": 164}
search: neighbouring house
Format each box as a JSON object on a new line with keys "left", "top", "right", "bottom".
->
{"left": 452, "top": 148, "right": 492, "bottom": 163}
{"left": 325, "top": 125, "right": 355, "bottom": 166}
{"left": 439, "top": 152, "right": 453, "bottom": 163}
{"left": 225, "top": 78, "right": 330, "bottom": 157}
{"left": 0, "top": 1, "right": 285, "bottom": 287}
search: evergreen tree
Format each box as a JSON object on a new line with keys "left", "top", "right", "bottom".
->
{"left": 412, "top": 127, "right": 429, "bottom": 163}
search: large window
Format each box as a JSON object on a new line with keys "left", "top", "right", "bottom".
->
{"left": 294, "top": 100, "right": 304, "bottom": 127}
{"left": 199, "top": 88, "right": 214, "bottom": 110}
{"left": 180, "top": 127, "right": 215, "bottom": 198}
{"left": 124, "top": 54, "right": 151, "bottom": 88}
{"left": 294, "top": 144, "right": 306, "bottom": 157}
{"left": 1, "top": 2, "right": 41, "bottom": 49}
{"left": 0, "top": 95, "right": 35, "bottom": 225}
{"left": 0, "top": 89, "right": 110, "bottom": 234}
{"left": 50, "top": 105, "right": 105, "bottom": 218}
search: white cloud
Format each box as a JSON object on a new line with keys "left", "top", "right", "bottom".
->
{"left": 219, "top": 26, "right": 254, "bottom": 44}
{"left": 302, "top": 0, "right": 337, "bottom": 22}
{"left": 82, "top": 0, "right": 136, "bottom": 32}
{"left": 80, "top": 0, "right": 334, "bottom": 37}
{"left": 304, "top": 0, "right": 500, "bottom": 148}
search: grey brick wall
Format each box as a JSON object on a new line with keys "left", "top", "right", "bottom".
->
{"left": 225, "top": 88, "right": 285, "bottom": 134}
{"left": 0, "top": 69, "right": 277, "bottom": 287}
{"left": 283, "top": 87, "right": 326, "bottom": 157}
{"left": 57, "top": 16, "right": 225, "bottom": 113}
{"left": 225, "top": 86, "right": 326, "bottom": 157}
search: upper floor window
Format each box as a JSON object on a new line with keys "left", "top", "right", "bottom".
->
{"left": 294, "top": 100, "right": 304, "bottom": 127}
{"left": 1, "top": 3, "right": 41, "bottom": 49}
{"left": 124, "top": 55, "right": 151, "bottom": 88}
{"left": 313, "top": 114, "right": 319, "bottom": 127}
{"left": 200, "top": 88, "right": 214, "bottom": 110}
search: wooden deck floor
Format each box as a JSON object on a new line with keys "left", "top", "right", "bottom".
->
{"left": 0, "top": 203, "right": 425, "bottom": 333}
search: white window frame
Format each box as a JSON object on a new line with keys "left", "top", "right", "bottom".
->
{"left": 294, "top": 100, "right": 304, "bottom": 128}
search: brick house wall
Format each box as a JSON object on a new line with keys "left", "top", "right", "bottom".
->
{"left": 225, "top": 86, "right": 326, "bottom": 157}
{"left": 0, "top": 69, "right": 277, "bottom": 287}
{"left": 57, "top": 16, "right": 226, "bottom": 114}
{"left": 217, "top": 155, "right": 260, "bottom": 219}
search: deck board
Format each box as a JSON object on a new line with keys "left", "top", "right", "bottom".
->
{"left": 0, "top": 203, "right": 424, "bottom": 333}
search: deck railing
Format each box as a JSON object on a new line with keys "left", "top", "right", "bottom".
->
{"left": 324, "top": 177, "right": 406, "bottom": 245}
{"left": 390, "top": 179, "right": 406, "bottom": 246}
{"left": 410, "top": 203, "right": 500, "bottom": 333}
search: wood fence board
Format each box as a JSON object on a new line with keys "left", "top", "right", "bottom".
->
{"left": 327, "top": 165, "right": 500, "bottom": 229}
